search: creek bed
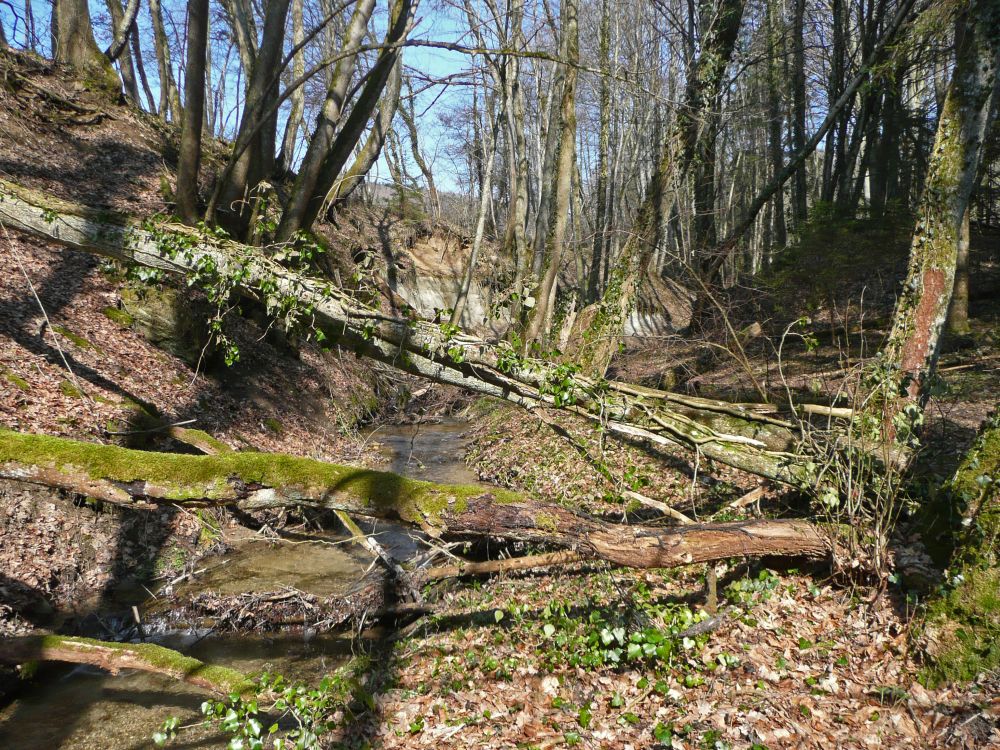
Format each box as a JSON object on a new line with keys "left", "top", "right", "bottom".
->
{"left": 0, "top": 419, "right": 478, "bottom": 749}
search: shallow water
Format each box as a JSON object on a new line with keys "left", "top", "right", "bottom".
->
{"left": 0, "top": 420, "right": 477, "bottom": 749}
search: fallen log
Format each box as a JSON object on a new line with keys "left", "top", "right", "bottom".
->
{"left": 0, "top": 429, "right": 831, "bottom": 569}
{"left": 0, "top": 179, "right": 818, "bottom": 487}
{"left": 0, "top": 634, "right": 252, "bottom": 695}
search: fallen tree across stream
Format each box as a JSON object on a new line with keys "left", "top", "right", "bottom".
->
{"left": 0, "top": 429, "right": 831, "bottom": 570}
{"left": 0, "top": 178, "right": 823, "bottom": 488}
{"left": 0, "top": 635, "right": 252, "bottom": 695}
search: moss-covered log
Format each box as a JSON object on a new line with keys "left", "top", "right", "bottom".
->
{"left": 0, "top": 429, "right": 831, "bottom": 569}
{"left": 0, "top": 635, "right": 252, "bottom": 695}
{"left": 0, "top": 178, "right": 816, "bottom": 487}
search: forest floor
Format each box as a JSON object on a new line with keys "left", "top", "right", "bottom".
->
{"left": 0, "top": 49, "right": 998, "bottom": 749}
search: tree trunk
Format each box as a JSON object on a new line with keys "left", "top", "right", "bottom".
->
{"left": 523, "top": 0, "right": 579, "bottom": 347}
{"left": 587, "top": 0, "right": 612, "bottom": 303}
{"left": 766, "top": 0, "right": 786, "bottom": 248}
{"left": 572, "top": 0, "right": 746, "bottom": 370}
{"left": 820, "top": 0, "right": 846, "bottom": 203}
{"left": 104, "top": 0, "right": 140, "bottom": 62}
{"left": 276, "top": 0, "right": 377, "bottom": 241}
{"left": 946, "top": 209, "right": 971, "bottom": 337}
{"left": 277, "top": 0, "right": 306, "bottom": 176}
{"left": 130, "top": 21, "right": 157, "bottom": 113}
{"left": 698, "top": 0, "right": 919, "bottom": 287}
{"left": 148, "top": 0, "right": 180, "bottom": 120}
{"left": 53, "top": 0, "right": 119, "bottom": 91}
{"left": 213, "top": 0, "right": 291, "bottom": 238}
{"left": 0, "top": 429, "right": 831, "bottom": 570}
{"left": 451, "top": 103, "right": 501, "bottom": 326}
{"left": 684, "top": 0, "right": 746, "bottom": 268}
{"left": 103, "top": 0, "right": 141, "bottom": 103}
{"left": 285, "top": 0, "right": 414, "bottom": 237}
{"left": 400, "top": 77, "right": 440, "bottom": 219}
{"left": 325, "top": 60, "right": 404, "bottom": 209}
{"left": 881, "top": 0, "right": 999, "bottom": 440}
{"left": 175, "top": 0, "right": 209, "bottom": 225}
{"left": 790, "top": 0, "right": 808, "bottom": 224}
{"left": 0, "top": 176, "right": 819, "bottom": 487}
{"left": 219, "top": 0, "right": 257, "bottom": 90}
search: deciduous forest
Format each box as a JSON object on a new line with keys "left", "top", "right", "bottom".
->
{"left": 0, "top": 0, "right": 997, "bottom": 746}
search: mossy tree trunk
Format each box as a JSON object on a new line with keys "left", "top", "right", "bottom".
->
{"left": 0, "top": 429, "right": 831, "bottom": 570}
{"left": 569, "top": 0, "right": 745, "bottom": 375}
{"left": 881, "top": 0, "right": 999, "bottom": 443}
{"left": 52, "top": 0, "right": 119, "bottom": 91}
{"left": 945, "top": 208, "right": 971, "bottom": 337}
{"left": 0, "top": 177, "right": 820, "bottom": 487}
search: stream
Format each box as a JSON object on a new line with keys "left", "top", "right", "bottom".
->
{"left": 0, "top": 419, "right": 479, "bottom": 749}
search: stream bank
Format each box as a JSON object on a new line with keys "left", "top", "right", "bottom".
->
{"left": 0, "top": 418, "right": 478, "bottom": 749}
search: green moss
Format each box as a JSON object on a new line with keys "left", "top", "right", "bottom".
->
{"left": 918, "top": 410, "right": 1000, "bottom": 685}
{"left": 101, "top": 306, "right": 134, "bottom": 327}
{"left": 0, "top": 429, "right": 522, "bottom": 519}
{"left": 39, "top": 635, "right": 254, "bottom": 695}
{"left": 59, "top": 380, "right": 83, "bottom": 399}
{"left": 3, "top": 370, "right": 30, "bottom": 392}
{"left": 171, "top": 427, "right": 232, "bottom": 454}
{"left": 535, "top": 511, "right": 559, "bottom": 533}
{"left": 920, "top": 567, "right": 1000, "bottom": 686}
{"left": 52, "top": 325, "right": 100, "bottom": 352}
{"left": 263, "top": 417, "right": 283, "bottom": 434}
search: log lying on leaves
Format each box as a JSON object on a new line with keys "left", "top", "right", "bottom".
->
{"left": 0, "top": 179, "right": 817, "bottom": 486}
{"left": 0, "top": 634, "right": 252, "bottom": 695}
{"left": 0, "top": 430, "right": 831, "bottom": 568}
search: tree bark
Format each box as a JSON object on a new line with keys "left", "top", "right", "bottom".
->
{"left": 766, "top": 0, "right": 786, "bottom": 248}
{"left": 881, "top": 0, "right": 999, "bottom": 437}
{"left": 587, "top": 0, "right": 612, "bottom": 303}
{"left": 325, "top": 59, "right": 404, "bottom": 209}
{"left": 53, "top": 0, "right": 119, "bottom": 90}
{"left": 175, "top": 0, "right": 209, "bottom": 225}
{"left": 103, "top": 0, "right": 141, "bottom": 103}
{"left": 276, "top": 0, "right": 377, "bottom": 241}
{"left": 523, "top": 0, "right": 578, "bottom": 347}
{"left": 104, "top": 0, "right": 140, "bottom": 62}
{"left": 0, "top": 429, "right": 831, "bottom": 570}
{"left": 789, "top": 0, "right": 808, "bottom": 225}
{"left": 281, "top": 0, "right": 415, "bottom": 238}
{"left": 946, "top": 208, "right": 971, "bottom": 336}
{"left": 276, "top": 0, "right": 307, "bottom": 176}
{"left": 219, "top": 0, "right": 258, "bottom": 90}
{"left": 148, "top": 0, "right": 180, "bottom": 120}
{"left": 213, "top": 0, "right": 291, "bottom": 238}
